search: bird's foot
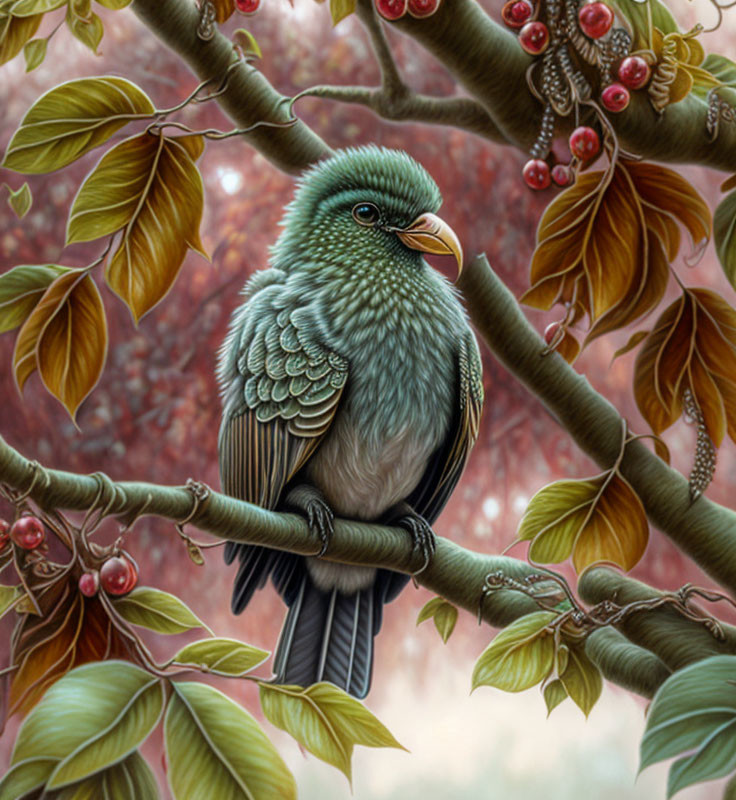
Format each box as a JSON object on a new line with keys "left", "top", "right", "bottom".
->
{"left": 392, "top": 506, "right": 436, "bottom": 575}
{"left": 284, "top": 484, "right": 335, "bottom": 557}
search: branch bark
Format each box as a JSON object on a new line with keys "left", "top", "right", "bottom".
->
{"left": 458, "top": 255, "right": 736, "bottom": 596}
{"left": 393, "top": 0, "right": 736, "bottom": 173}
{"left": 131, "top": 0, "right": 332, "bottom": 174}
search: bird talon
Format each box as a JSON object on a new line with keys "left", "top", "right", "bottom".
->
{"left": 397, "top": 512, "right": 436, "bottom": 576}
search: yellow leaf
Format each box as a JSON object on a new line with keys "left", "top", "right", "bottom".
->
{"left": 518, "top": 473, "right": 649, "bottom": 573}
{"left": 0, "top": 263, "right": 70, "bottom": 333}
{"left": 9, "top": 0, "right": 66, "bottom": 14}
{"left": 22, "top": 36, "right": 45, "bottom": 71}
{"left": 329, "top": 0, "right": 355, "bottom": 24}
{"left": 472, "top": 611, "right": 557, "bottom": 693}
{"left": 0, "top": 11, "right": 41, "bottom": 65}
{"left": 559, "top": 642, "right": 603, "bottom": 716}
{"left": 259, "top": 682, "right": 404, "bottom": 782}
{"left": 13, "top": 270, "right": 107, "bottom": 420}
{"left": 66, "top": 4, "right": 104, "bottom": 54}
{"left": 5, "top": 181, "right": 32, "bottom": 217}
{"left": 2, "top": 76, "right": 155, "bottom": 174}
{"left": 68, "top": 132, "right": 207, "bottom": 322}
{"left": 543, "top": 679, "right": 568, "bottom": 715}
{"left": 212, "top": 0, "right": 234, "bottom": 21}
{"left": 668, "top": 66, "right": 694, "bottom": 105}
{"left": 416, "top": 597, "right": 458, "bottom": 643}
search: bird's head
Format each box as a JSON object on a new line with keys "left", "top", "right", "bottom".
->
{"left": 274, "top": 146, "right": 463, "bottom": 278}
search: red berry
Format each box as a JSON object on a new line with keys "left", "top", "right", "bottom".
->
{"left": 519, "top": 21, "right": 549, "bottom": 54}
{"left": 408, "top": 0, "right": 439, "bottom": 17}
{"left": 578, "top": 2, "right": 613, "bottom": 38}
{"left": 235, "top": 0, "right": 259, "bottom": 13}
{"left": 523, "top": 159, "right": 551, "bottom": 190}
{"left": 0, "top": 519, "right": 10, "bottom": 551}
{"left": 601, "top": 82, "right": 630, "bottom": 112}
{"left": 618, "top": 56, "right": 651, "bottom": 90}
{"left": 569, "top": 126, "right": 600, "bottom": 160}
{"left": 100, "top": 556, "right": 138, "bottom": 596}
{"left": 79, "top": 571, "right": 100, "bottom": 597}
{"left": 10, "top": 516, "right": 45, "bottom": 550}
{"left": 544, "top": 322, "right": 562, "bottom": 345}
{"left": 551, "top": 164, "right": 573, "bottom": 186}
{"left": 502, "top": 0, "right": 533, "bottom": 28}
{"left": 375, "top": 0, "right": 407, "bottom": 19}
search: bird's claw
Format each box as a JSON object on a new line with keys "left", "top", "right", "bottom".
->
{"left": 397, "top": 513, "right": 436, "bottom": 575}
{"left": 307, "top": 499, "right": 334, "bottom": 557}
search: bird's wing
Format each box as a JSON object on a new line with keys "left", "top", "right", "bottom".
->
{"left": 406, "top": 330, "right": 484, "bottom": 526}
{"left": 219, "top": 290, "right": 349, "bottom": 612}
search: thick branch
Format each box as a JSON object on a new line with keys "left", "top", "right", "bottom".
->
{"left": 131, "top": 0, "right": 331, "bottom": 174}
{"left": 393, "top": 0, "right": 736, "bottom": 173}
{"left": 459, "top": 255, "right": 736, "bottom": 595}
{"left": 0, "top": 433, "right": 546, "bottom": 630}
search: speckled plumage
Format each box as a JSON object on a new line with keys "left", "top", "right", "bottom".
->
{"left": 218, "top": 146, "right": 483, "bottom": 697}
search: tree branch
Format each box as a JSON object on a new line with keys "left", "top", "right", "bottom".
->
{"left": 458, "top": 255, "right": 736, "bottom": 595}
{"left": 131, "top": 0, "right": 332, "bottom": 174}
{"left": 393, "top": 0, "right": 736, "bottom": 173}
{"left": 291, "top": 0, "right": 506, "bottom": 143}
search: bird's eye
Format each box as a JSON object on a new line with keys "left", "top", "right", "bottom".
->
{"left": 352, "top": 202, "right": 380, "bottom": 226}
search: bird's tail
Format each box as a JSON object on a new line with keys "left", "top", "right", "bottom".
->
{"left": 273, "top": 572, "right": 375, "bottom": 699}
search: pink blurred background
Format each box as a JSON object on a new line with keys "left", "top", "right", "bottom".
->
{"left": 1, "top": 0, "right": 735, "bottom": 796}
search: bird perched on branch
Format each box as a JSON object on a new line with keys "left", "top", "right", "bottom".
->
{"left": 218, "top": 146, "right": 483, "bottom": 698}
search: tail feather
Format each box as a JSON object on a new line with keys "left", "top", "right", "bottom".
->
{"left": 274, "top": 572, "right": 375, "bottom": 698}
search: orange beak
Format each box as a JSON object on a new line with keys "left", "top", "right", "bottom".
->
{"left": 395, "top": 213, "right": 464, "bottom": 278}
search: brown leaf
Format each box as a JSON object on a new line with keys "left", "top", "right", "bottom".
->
{"left": 9, "top": 582, "right": 126, "bottom": 717}
{"left": 68, "top": 132, "right": 207, "bottom": 322}
{"left": 212, "top": 0, "right": 235, "bottom": 21}
{"left": 625, "top": 161, "right": 712, "bottom": 255}
{"left": 13, "top": 270, "right": 107, "bottom": 420}
{"left": 555, "top": 330, "right": 580, "bottom": 363}
{"left": 634, "top": 288, "right": 736, "bottom": 446}
{"left": 612, "top": 330, "right": 650, "bottom": 361}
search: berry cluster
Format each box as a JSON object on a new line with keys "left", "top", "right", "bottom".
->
{"left": 1, "top": 513, "right": 138, "bottom": 598}
{"left": 502, "top": 0, "right": 654, "bottom": 190}
{"left": 375, "top": 0, "right": 440, "bottom": 19}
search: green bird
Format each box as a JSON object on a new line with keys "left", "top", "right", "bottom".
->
{"left": 218, "top": 146, "right": 483, "bottom": 698}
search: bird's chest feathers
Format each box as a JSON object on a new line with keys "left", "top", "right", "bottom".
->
{"left": 307, "top": 273, "right": 457, "bottom": 519}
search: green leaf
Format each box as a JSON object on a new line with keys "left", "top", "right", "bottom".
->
{"left": 232, "top": 28, "right": 261, "bottom": 58}
{"left": 112, "top": 586, "right": 210, "bottom": 635}
{"left": 172, "top": 638, "right": 269, "bottom": 675}
{"left": 10, "top": 0, "right": 65, "bottom": 14}
{"left": 94, "top": 0, "right": 132, "bottom": 7}
{"left": 640, "top": 655, "right": 736, "bottom": 798}
{"left": 5, "top": 181, "right": 31, "bottom": 217}
{"left": 2, "top": 76, "right": 155, "bottom": 174}
{"left": 610, "top": 0, "right": 678, "bottom": 50}
{"left": 559, "top": 643, "right": 602, "bottom": 717}
{"left": 22, "top": 36, "right": 45, "bottom": 70}
{"left": 715, "top": 191, "right": 736, "bottom": 291}
{"left": 723, "top": 772, "right": 736, "bottom": 800}
{"left": 67, "top": 133, "right": 208, "bottom": 322}
{"left": 10, "top": 662, "right": 163, "bottom": 791}
{"left": 0, "top": 11, "right": 42, "bottom": 65}
{"left": 416, "top": 597, "right": 458, "bottom": 643}
{"left": 0, "top": 263, "right": 71, "bottom": 333}
{"left": 472, "top": 610, "right": 557, "bottom": 693}
{"left": 48, "top": 752, "right": 159, "bottom": 800}
{"left": 66, "top": 5, "right": 103, "bottom": 53}
{"left": 701, "top": 54, "right": 736, "bottom": 89}
{"left": 166, "top": 681, "right": 295, "bottom": 800}
{"left": 543, "top": 679, "right": 568, "bottom": 715}
{"left": 0, "top": 757, "right": 58, "bottom": 800}
{"left": 328, "top": 0, "right": 355, "bottom": 24}
{"left": 0, "top": 583, "right": 23, "bottom": 618}
{"left": 260, "top": 682, "right": 405, "bottom": 782}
